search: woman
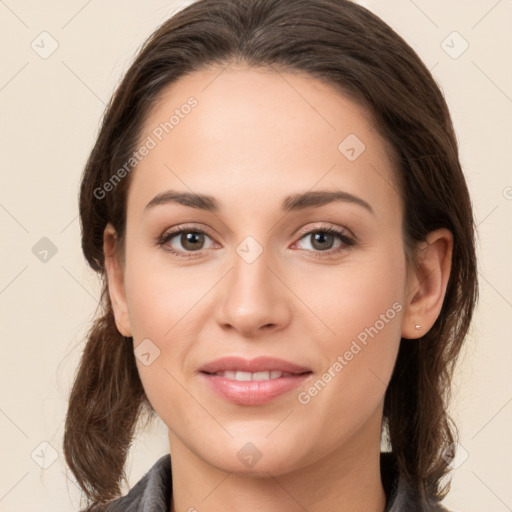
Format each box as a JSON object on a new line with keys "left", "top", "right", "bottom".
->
{"left": 63, "top": 0, "right": 478, "bottom": 511}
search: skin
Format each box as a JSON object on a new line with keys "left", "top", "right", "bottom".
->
{"left": 103, "top": 65, "right": 453, "bottom": 512}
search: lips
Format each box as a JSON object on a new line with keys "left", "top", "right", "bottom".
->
{"left": 199, "top": 356, "right": 312, "bottom": 406}
{"left": 199, "top": 356, "right": 311, "bottom": 375}
{"left": 209, "top": 370, "right": 295, "bottom": 381}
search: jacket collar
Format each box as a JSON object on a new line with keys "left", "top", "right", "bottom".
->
{"left": 105, "top": 452, "right": 448, "bottom": 511}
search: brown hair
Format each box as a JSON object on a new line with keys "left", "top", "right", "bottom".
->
{"left": 63, "top": 0, "right": 478, "bottom": 509}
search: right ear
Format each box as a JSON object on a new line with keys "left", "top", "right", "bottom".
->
{"left": 103, "top": 222, "right": 132, "bottom": 337}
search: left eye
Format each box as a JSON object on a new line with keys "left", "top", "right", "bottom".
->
{"left": 295, "top": 229, "right": 348, "bottom": 252}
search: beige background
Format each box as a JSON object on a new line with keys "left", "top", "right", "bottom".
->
{"left": 1, "top": 1, "right": 511, "bottom": 511}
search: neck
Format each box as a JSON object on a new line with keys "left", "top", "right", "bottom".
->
{"left": 168, "top": 413, "right": 387, "bottom": 512}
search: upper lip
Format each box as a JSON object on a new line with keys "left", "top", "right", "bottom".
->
{"left": 199, "top": 356, "right": 311, "bottom": 375}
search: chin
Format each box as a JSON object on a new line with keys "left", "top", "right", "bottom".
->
{"left": 198, "top": 435, "right": 311, "bottom": 477}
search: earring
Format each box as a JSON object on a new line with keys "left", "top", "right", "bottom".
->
{"left": 415, "top": 324, "right": 422, "bottom": 330}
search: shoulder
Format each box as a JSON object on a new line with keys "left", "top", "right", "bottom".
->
{"left": 381, "top": 452, "right": 455, "bottom": 512}
{"left": 104, "top": 454, "right": 172, "bottom": 512}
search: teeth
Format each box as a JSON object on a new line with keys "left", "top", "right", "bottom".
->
{"left": 215, "top": 370, "right": 290, "bottom": 380}
{"left": 252, "top": 371, "right": 270, "bottom": 381}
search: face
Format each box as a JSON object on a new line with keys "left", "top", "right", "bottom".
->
{"left": 107, "top": 65, "right": 411, "bottom": 475}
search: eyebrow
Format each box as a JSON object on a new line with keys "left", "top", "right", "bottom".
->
{"left": 144, "top": 189, "right": 375, "bottom": 215}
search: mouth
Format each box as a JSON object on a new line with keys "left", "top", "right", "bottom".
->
{"left": 199, "top": 356, "right": 313, "bottom": 406}
{"left": 202, "top": 370, "right": 301, "bottom": 380}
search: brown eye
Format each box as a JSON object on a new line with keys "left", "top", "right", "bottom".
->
{"left": 295, "top": 227, "right": 355, "bottom": 255}
{"left": 178, "top": 231, "right": 206, "bottom": 251}
{"left": 309, "top": 232, "right": 336, "bottom": 251}
{"left": 158, "top": 228, "right": 215, "bottom": 257}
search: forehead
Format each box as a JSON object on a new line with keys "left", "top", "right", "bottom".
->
{"left": 127, "top": 65, "right": 401, "bottom": 221}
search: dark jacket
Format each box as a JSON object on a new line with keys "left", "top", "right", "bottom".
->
{"left": 104, "top": 452, "right": 451, "bottom": 511}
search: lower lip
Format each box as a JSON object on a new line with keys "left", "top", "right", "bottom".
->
{"left": 200, "top": 373, "right": 311, "bottom": 406}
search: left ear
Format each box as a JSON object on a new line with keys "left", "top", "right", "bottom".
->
{"left": 401, "top": 228, "right": 453, "bottom": 339}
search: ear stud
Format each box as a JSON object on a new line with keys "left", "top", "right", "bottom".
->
{"left": 415, "top": 324, "right": 422, "bottom": 330}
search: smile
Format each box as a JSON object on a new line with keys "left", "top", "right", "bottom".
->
{"left": 199, "top": 356, "right": 312, "bottom": 405}
{"left": 207, "top": 370, "right": 296, "bottom": 381}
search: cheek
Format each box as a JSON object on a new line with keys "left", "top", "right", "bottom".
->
{"left": 298, "top": 241, "right": 405, "bottom": 345}
{"left": 123, "top": 244, "right": 205, "bottom": 340}
{"left": 123, "top": 257, "right": 201, "bottom": 425}
{"left": 297, "top": 245, "right": 405, "bottom": 431}
{"left": 122, "top": 247, "right": 217, "bottom": 401}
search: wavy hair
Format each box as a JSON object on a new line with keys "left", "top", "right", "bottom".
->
{"left": 63, "top": 0, "right": 478, "bottom": 510}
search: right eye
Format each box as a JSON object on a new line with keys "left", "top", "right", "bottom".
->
{"left": 157, "top": 226, "right": 217, "bottom": 258}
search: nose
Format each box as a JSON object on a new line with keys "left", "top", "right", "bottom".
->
{"left": 215, "top": 247, "right": 292, "bottom": 338}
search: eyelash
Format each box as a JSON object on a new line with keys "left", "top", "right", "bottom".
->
{"left": 156, "top": 224, "right": 356, "bottom": 260}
